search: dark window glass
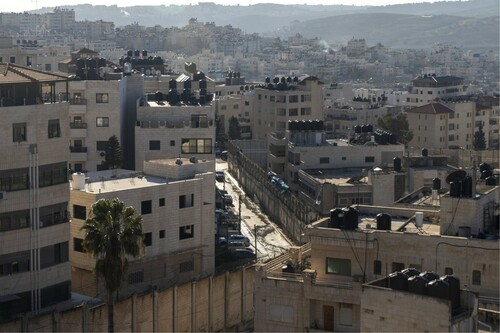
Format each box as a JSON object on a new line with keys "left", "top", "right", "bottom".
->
{"left": 13, "top": 123, "right": 27, "bottom": 142}
{"left": 73, "top": 205, "right": 86, "bottom": 220}
{"left": 374, "top": 260, "right": 382, "bottom": 275}
{"left": 48, "top": 119, "right": 61, "bottom": 138}
{"left": 472, "top": 270, "right": 481, "bottom": 285}
{"left": 365, "top": 156, "right": 375, "bottom": 163}
{"left": 96, "top": 93, "right": 109, "bottom": 103}
{"left": 149, "top": 140, "right": 161, "bottom": 150}
{"left": 179, "top": 225, "right": 194, "bottom": 240}
{"left": 179, "top": 194, "right": 194, "bottom": 208}
{"left": 159, "top": 198, "right": 165, "bottom": 207}
{"left": 96, "top": 141, "right": 107, "bottom": 151}
{"left": 179, "top": 260, "right": 194, "bottom": 273}
{"left": 73, "top": 238, "right": 84, "bottom": 252}
{"left": 326, "top": 258, "right": 351, "bottom": 276}
{"left": 141, "top": 200, "right": 152, "bottom": 215}
{"left": 144, "top": 232, "right": 152, "bottom": 246}
{"left": 159, "top": 230, "right": 165, "bottom": 239}
{"left": 445, "top": 267, "right": 453, "bottom": 275}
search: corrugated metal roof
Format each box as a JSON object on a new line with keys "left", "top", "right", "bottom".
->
{"left": 0, "top": 62, "right": 68, "bottom": 84}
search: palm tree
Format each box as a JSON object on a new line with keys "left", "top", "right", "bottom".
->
{"left": 81, "top": 198, "right": 143, "bottom": 333}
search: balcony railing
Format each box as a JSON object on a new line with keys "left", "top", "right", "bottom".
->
{"left": 69, "top": 122, "right": 88, "bottom": 129}
{"left": 69, "top": 98, "right": 87, "bottom": 105}
{"left": 70, "top": 146, "right": 88, "bottom": 153}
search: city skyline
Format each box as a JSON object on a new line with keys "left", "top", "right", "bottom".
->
{"left": 3, "top": 0, "right": 462, "bottom": 13}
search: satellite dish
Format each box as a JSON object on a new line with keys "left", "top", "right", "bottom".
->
{"left": 445, "top": 169, "right": 466, "bottom": 184}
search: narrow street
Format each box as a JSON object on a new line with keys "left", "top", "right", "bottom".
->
{"left": 216, "top": 160, "right": 294, "bottom": 262}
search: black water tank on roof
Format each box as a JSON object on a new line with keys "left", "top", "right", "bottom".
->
{"left": 393, "top": 157, "right": 402, "bottom": 172}
{"left": 184, "top": 80, "right": 191, "bottom": 89}
{"left": 354, "top": 125, "right": 362, "bottom": 134}
{"left": 422, "top": 148, "right": 428, "bottom": 157}
{"left": 342, "top": 207, "right": 358, "bottom": 230}
{"left": 426, "top": 279, "right": 449, "bottom": 300}
{"left": 432, "top": 178, "right": 441, "bottom": 190}
{"left": 388, "top": 133, "right": 397, "bottom": 144}
{"left": 199, "top": 79, "right": 207, "bottom": 89}
{"left": 127, "top": 50, "right": 133, "bottom": 57}
{"left": 366, "top": 124, "right": 373, "bottom": 132}
{"left": 169, "top": 79, "right": 177, "bottom": 90}
{"left": 485, "top": 176, "right": 498, "bottom": 186}
{"left": 408, "top": 275, "right": 428, "bottom": 295}
{"left": 265, "top": 77, "right": 271, "bottom": 83}
{"left": 87, "top": 68, "right": 98, "bottom": 80}
{"left": 155, "top": 91, "right": 163, "bottom": 102}
{"left": 440, "top": 275, "right": 460, "bottom": 310}
{"left": 461, "top": 176, "right": 472, "bottom": 198}
{"left": 87, "top": 58, "right": 96, "bottom": 69}
{"left": 76, "top": 58, "right": 85, "bottom": 69}
{"left": 481, "top": 169, "right": 492, "bottom": 180}
{"left": 402, "top": 267, "right": 420, "bottom": 278}
{"left": 376, "top": 213, "right": 391, "bottom": 230}
{"left": 297, "top": 120, "right": 305, "bottom": 131}
{"left": 273, "top": 77, "right": 280, "bottom": 84}
{"left": 98, "top": 58, "right": 106, "bottom": 67}
{"left": 420, "top": 271, "right": 440, "bottom": 282}
{"left": 449, "top": 181, "right": 461, "bottom": 198}
{"left": 388, "top": 271, "right": 408, "bottom": 291}
{"left": 134, "top": 50, "right": 140, "bottom": 57}
{"left": 318, "top": 120, "right": 324, "bottom": 131}
{"left": 288, "top": 120, "right": 296, "bottom": 131}
{"left": 479, "top": 162, "right": 490, "bottom": 173}
{"left": 361, "top": 125, "right": 368, "bottom": 133}
{"left": 281, "top": 77, "right": 286, "bottom": 84}
{"left": 329, "top": 208, "right": 344, "bottom": 228}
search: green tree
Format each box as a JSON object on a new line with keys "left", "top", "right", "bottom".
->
{"left": 228, "top": 116, "right": 241, "bottom": 140}
{"left": 215, "top": 116, "right": 229, "bottom": 150}
{"left": 101, "top": 135, "right": 122, "bottom": 170}
{"left": 81, "top": 198, "right": 143, "bottom": 333}
{"left": 377, "top": 113, "right": 413, "bottom": 146}
{"left": 473, "top": 123, "right": 487, "bottom": 150}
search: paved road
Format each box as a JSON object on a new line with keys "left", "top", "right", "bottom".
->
{"left": 216, "top": 160, "right": 293, "bottom": 262}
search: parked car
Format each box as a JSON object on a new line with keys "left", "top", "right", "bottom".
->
{"left": 215, "top": 170, "right": 225, "bottom": 182}
{"left": 230, "top": 248, "right": 255, "bottom": 260}
{"left": 227, "top": 240, "right": 247, "bottom": 249}
{"left": 229, "top": 234, "right": 250, "bottom": 247}
{"left": 218, "top": 236, "right": 228, "bottom": 246}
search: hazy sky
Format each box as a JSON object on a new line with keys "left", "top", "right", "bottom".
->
{"left": 3, "top": 0, "right": 457, "bottom": 13}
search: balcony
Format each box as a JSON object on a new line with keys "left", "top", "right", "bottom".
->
{"left": 69, "top": 98, "right": 87, "bottom": 113}
{"left": 69, "top": 146, "right": 88, "bottom": 162}
{"left": 69, "top": 122, "right": 87, "bottom": 138}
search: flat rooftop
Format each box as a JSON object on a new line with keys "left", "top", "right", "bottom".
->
{"left": 71, "top": 170, "right": 166, "bottom": 194}
{"left": 303, "top": 169, "right": 369, "bottom": 186}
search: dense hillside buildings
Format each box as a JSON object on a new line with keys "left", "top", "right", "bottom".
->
{"left": 0, "top": 64, "right": 71, "bottom": 318}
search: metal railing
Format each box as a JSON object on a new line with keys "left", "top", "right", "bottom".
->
{"left": 69, "top": 98, "right": 87, "bottom": 105}
{"left": 69, "top": 122, "right": 88, "bottom": 129}
{"left": 70, "top": 146, "right": 88, "bottom": 153}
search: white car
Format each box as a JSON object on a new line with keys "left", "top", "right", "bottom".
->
{"left": 229, "top": 234, "right": 250, "bottom": 247}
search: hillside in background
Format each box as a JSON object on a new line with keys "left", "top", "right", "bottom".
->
{"left": 29, "top": 0, "right": 499, "bottom": 50}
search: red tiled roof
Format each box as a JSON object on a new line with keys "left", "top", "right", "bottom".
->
{"left": 0, "top": 63, "right": 68, "bottom": 84}
{"left": 407, "top": 103, "right": 454, "bottom": 115}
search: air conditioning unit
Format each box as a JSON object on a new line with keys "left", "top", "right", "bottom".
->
{"left": 0, "top": 191, "right": 5, "bottom": 200}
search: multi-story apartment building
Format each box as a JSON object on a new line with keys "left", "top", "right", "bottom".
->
{"left": 251, "top": 75, "right": 323, "bottom": 141}
{"left": 70, "top": 158, "right": 215, "bottom": 298}
{"left": 254, "top": 180, "right": 499, "bottom": 331}
{"left": 0, "top": 64, "right": 71, "bottom": 319}
{"left": 404, "top": 75, "right": 466, "bottom": 108}
{"left": 407, "top": 98, "right": 499, "bottom": 150}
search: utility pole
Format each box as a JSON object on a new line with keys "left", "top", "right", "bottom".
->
{"left": 238, "top": 194, "right": 242, "bottom": 234}
{"left": 254, "top": 225, "right": 258, "bottom": 261}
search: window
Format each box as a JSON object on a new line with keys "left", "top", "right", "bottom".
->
{"left": 40, "top": 242, "right": 69, "bottom": 269}
{"left": 96, "top": 117, "right": 109, "bottom": 127}
{"left": 144, "top": 232, "right": 152, "bottom": 246}
{"left": 73, "top": 205, "right": 86, "bottom": 220}
{"left": 48, "top": 119, "right": 61, "bottom": 138}
{"left": 374, "top": 260, "right": 382, "bottom": 275}
{"left": 159, "top": 198, "right": 165, "bottom": 207}
{"left": 270, "top": 96, "right": 275, "bottom": 102}
{"left": 342, "top": 157, "right": 347, "bottom": 161}
{"left": 319, "top": 157, "right": 330, "bottom": 164}
{"left": 170, "top": 140, "right": 175, "bottom": 147}
{"left": 96, "top": 93, "right": 109, "bottom": 103}
{"left": 289, "top": 108, "right": 298, "bottom": 116}
{"left": 326, "top": 258, "right": 351, "bottom": 276}
{"left": 445, "top": 267, "right": 453, "bottom": 276}
{"left": 289, "top": 95, "right": 298, "bottom": 103}
{"left": 179, "top": 225, "right": 194, "bottom": 240}
{"left": 149, "top": 140, "right": 160, "bottom": 150}
{"left": 73, "top": 238, "right": 84, "bottom": 252}
{"left": 0, "top": 209, "right": 30, "bottom": 231}
{"left": 179, "top": 260, "right": 194, "bottom": 273}
{"left": 191, "top": 114, "right": 208, "bottom": 128}
{"left": 392, "top": 262, "right": 405, "bottom": 272}
{"left": 13, "top": 123, "right": 27, "bottom": 142}
{"left": 96, "top": 141, "right": 107, "bottom": 151}
{"left": 159, "top": 230, "right": 165, "bottom": 239}
{"left": 181, "top": 138, "right": 212, "bottom": 154}
{"left": 10, "top": 56, "right": 15, "bottom": 63}
{"left": 141, "top": 200, "right": 152, "bottom": 215}
{"left": 472, "top": 270, "right": 481, "bottom": 285}
{"left": 300, "top": 107, "right": 311, "bottom": 115}
{"left": 269, "top": 304, "right": 294, "bottom": 323}
{"left": 45, "top": 64, "right": 51, "bottom": 71}
{"left": 339, "top": 304, "right": 353, "bottom": 326}
{"left": 301, "top": 94, "right": 311, "bottom": 102}
{"left": 128, "top": 270, "right": 144, "bottom": 284}
{"left": 365, "top": 156, "right": 375, "bottom": 163}
{"left": 179, "top": 194, "right": 194, "bottom": 208}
